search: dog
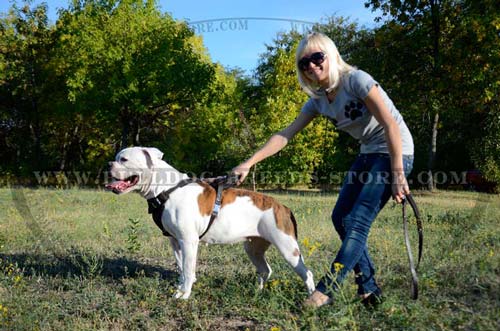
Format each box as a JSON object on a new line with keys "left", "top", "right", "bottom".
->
{"left": 106, "top": 147, "right": 315, "bottom": 299}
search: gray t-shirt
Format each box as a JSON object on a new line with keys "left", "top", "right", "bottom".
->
{"left": 301, "top": 70, "right": 414, "bottom": 155}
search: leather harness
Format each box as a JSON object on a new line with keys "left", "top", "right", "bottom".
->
{"left": 146, "top": 175, "right": 237, "bottom": 240}
{"left": 402, "top": 193, "right": 423, "bottom": 300}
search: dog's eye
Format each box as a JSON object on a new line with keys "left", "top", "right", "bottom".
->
{"left": 120, "top": 157, "right": 128, "bottom": 162}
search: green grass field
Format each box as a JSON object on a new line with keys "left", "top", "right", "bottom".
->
{"left": 0, "top": 188, "right": 499, "bottom": 330}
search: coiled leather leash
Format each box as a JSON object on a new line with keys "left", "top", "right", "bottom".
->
{"left": 402, "top": 193, "right": 423, "bottom": 300}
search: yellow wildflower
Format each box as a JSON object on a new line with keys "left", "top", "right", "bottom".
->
{"left": 334, "top": 262, "right": 344, "bottom": 273}
{"left": 0, "top": 304, "right": 7, "bottom": 318}
{"left": 269, "top": 279, "right": 280, "bottom": 289}
{"left": 302, "top": 237, "right": 321, "bottom": 257}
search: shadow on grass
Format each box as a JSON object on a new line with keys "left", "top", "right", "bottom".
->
{"left": 0, "top": 249, "right": 177, "bottom": 281}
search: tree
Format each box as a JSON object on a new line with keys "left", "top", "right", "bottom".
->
{"left": 365, "top": 0, "right": 500, "bottom": 190}
{"left": 0, "top": 0, "right": 225, "bottom": 176}
{"left": 55, "top": 0, "right": 216, "bottom": 154}
{"left": 0, "top": 2, "right": 54, "bottom": 173}
{"left": 460, "top": 0, "right": 500, "bottom": 190}
{"left": 167, "top": 64, "right": 241, "bottom": 175}
{"left": 365, "top": 0, "right": 452, "bottom": 190}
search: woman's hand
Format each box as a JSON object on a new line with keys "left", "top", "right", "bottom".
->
{"left": 232, "top": 163, "right": 252, "bottom": 185}
{"left": 392, "top": 171, "right": 410, "bottom": 203}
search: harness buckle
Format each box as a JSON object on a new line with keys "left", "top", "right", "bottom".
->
{"left": 212, "top": 201, "right": 221, "bottom": 216}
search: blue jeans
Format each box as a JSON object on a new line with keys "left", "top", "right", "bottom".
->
{"left": 316, "top": 153, "right": 414, "bottom": 297}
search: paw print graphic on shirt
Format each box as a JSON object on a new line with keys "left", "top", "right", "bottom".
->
{"left": 344, "top": 101, "right": 364, "bottom": 121}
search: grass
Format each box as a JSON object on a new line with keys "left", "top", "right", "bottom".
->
{"left": 0, "top": 187, "right": 499, "bottom": 330}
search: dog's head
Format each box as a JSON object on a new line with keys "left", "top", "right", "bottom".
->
{"left": 106, "top": 147, "right": 164, "bottom": 195}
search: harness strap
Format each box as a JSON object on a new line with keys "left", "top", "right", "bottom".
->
{"left": 402, "top": 193, "right": 423, "bottom": 300}
{"left": 147, "top": 175, "right": 239, "bottom": 239}
{"left": 147, "top": 178, "right": 194, "bottom": 237}
{"left": 150, "top": 205, "right": 170, "bottom": 237}
{"left": 199, "top": 181, "right": 224, "bottom": 239}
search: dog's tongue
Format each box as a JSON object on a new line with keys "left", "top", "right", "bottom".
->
{"left": 105, "top": 179, "right": 133, "bottom": 193}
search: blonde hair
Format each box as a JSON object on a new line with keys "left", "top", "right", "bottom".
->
{"left": 296, "top": 32, "right": 356, "bottom": 98}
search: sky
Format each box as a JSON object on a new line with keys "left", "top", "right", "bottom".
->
{"left": 0, "top": 0, "right": 381, "bottom": 74}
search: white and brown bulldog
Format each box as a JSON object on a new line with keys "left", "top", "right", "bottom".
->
{"left": 106, "top": 147, "right": 315, "bottom": 299}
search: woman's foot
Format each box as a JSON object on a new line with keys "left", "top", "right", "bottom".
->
{"left": 303, "top": 290, "right": 333, "bottom": 308}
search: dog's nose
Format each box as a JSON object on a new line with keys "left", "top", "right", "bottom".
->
{"left": 108, "top": 161, "right": 114, "bottom": 170}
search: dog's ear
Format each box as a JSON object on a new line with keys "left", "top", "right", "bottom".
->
{"left": 142, "top": 148, "right": 163, "bottom": 168}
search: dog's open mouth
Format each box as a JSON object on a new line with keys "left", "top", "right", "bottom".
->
{"left": 105, "top": 175, "right": 139, "bottom": 194}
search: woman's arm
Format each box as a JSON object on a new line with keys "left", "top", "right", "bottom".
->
{"left": 232, "top": 111, "right": 316, "bottom": 184}
{"left": 364, "top": 85, "right": 409, "bottom": 203}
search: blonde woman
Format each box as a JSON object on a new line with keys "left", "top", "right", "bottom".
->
{"left": 233, "top": 32, "right": 414, "bottom": 308}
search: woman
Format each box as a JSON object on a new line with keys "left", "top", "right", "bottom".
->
{"left": 232, "top": 32, "right": 414, "bottom": 308}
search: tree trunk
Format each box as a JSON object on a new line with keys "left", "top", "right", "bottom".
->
{"left": 29, "top": 59, "right": 42, "bottom": 170}
{"left": 427, "top": 112, "right": 439, "bottom": 190}
{"left": 59, "top": 131, "right": 70, "bottom": 171}
{"left": 427, "top": 0, "right": 441, "bottom": 191}
{"left": 29, "top": 121, "right": 42, "bottom": 169}
{"left": 132, "top": 118, "right": 140, "bottom": 146}
{"left": 59, "top": 125, "right": 80, "bottom": 171}
{"left": 120, "top": 107, "right": 130, "bottom": 150}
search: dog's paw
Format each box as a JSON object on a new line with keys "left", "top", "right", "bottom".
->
{"left": 174, "top": 289, "right": 191, "bottom": 299}
{"left": 257, "top": 271, "right": 271, "bottom": 290}
{"left": 305, "top": 270, "right": 316, "bottom": 295}
{"left": 257, "top": 276, "right": 266, "bottom": 290}
{"left": 178, "top": 276, "right": 196, "bottom": 287}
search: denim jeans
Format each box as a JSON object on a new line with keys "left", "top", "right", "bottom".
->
{"left": 316, "top": 153, "right": 414, "bottom": 297}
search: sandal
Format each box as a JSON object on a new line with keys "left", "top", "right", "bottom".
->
{"left": 303, "top": 290, "right": 333, "bottom": 308}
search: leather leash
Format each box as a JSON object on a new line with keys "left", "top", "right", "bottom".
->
{"left": 402, "top": 193, "right": 423, "bottom": 300}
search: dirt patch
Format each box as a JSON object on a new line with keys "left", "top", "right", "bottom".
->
{"left": 205, "top": 316, "right": 260, "bottom": 331}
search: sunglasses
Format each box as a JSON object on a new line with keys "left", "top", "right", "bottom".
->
{"left": 298, "top": 52, "right": 326, "bottom": 71}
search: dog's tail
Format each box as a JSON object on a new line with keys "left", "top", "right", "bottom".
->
{"left": 290, "top": 210, "right": 298, "bottom": 239}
